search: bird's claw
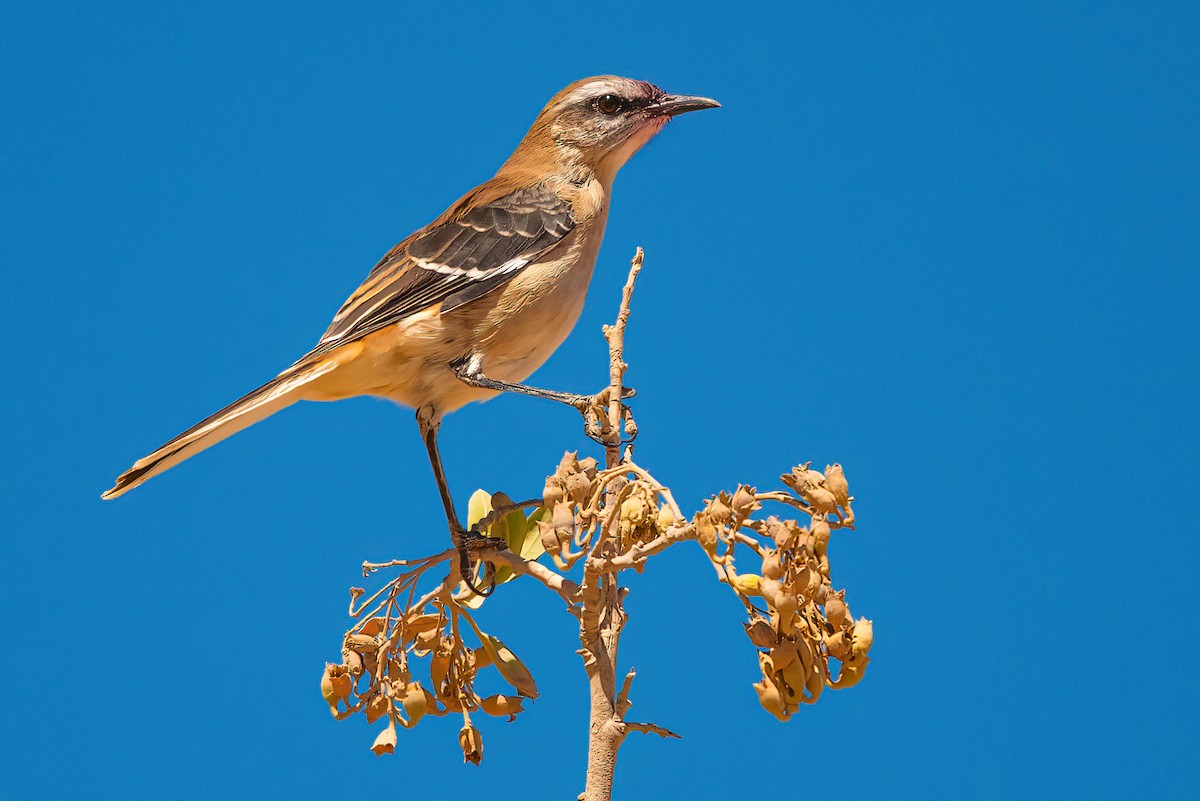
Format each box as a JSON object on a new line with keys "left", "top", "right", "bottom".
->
{"left": 576, "top": 386, "right": 638, "bottom": 447}
{"left": 453, "top": 526, "right": 506, "bottom": 597}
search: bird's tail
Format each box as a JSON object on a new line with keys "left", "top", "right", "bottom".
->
{"left": 102, "top": 349, "right": 354, "bottom": 500}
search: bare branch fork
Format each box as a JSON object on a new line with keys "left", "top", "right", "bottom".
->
{"left": 321, "top": 249, "right": 874, "bottom": 801}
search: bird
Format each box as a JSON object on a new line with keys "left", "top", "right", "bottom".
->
{"left": 103, "top": 75, "right": 719, "bottom": 587}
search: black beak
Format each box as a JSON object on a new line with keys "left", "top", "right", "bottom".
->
{"left": 651, "top": 93, "right": 721, "bottom": 117}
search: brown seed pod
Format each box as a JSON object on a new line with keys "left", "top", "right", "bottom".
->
{"left": 803, "top": 486, "right": 839, "bottom": 515}
{"left": 555, "top": 451, "right": 579, "bottom": 478}
{"left": 542, "top": 478, "right": 566, "bottom": 508}
{"left": 401, "top": 681, "right": 428, "bottom": 725}
{"left": 708, "top": 493, "right": 733, "bottom": 525}
{"left": 810, "top": 518, "right": 831, "bottom": 554}
{"left": 694, "top": 513, "right": 718, "bottom": 555}
{"left": 371, "top": 721, "right": 397, "bottom": 757}
{"left": 321, "top": 663, "right": 353, "bottom": 706}
{"left": 762, "top": 551, "right": 784, "bottom": 580}
{"left": 343, "top": 650, "right": 364, "bottom": 677}
{"left": 731, "top": 485, "right": 757, "bottom": 517}
{"left": 480, "top": 694, "right": 526, "bottom": 720}
{"left": 744, "top": 620, "right": 779, "bottom": 648}
{"left": 459, "top": 723, "right": 484, "bottom": 765}
{"left": 577, "top": 456, "right": 599, "bottom": 479}
{"left": 851, "top": 618, "right": 874, "bottom": 658}
{"left": 825, "top": 463, "right": 850, "bottom": 505}
{"left": 825, "top": 594, "right": 850, "bottom": 629}
{"left": 825, "top": 630, "right": 851, "bottom": 660}
{"left": 753, "top": 677, "right": 789, "bottom": 721}
{"left": 564, "top": 471, "right": 592, "bottom": 504}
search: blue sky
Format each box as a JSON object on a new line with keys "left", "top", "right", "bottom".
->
{"left": 2, "top": 2, "right": 1197, "bottom": 799}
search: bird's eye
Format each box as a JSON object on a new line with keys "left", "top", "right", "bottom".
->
{"left": 595, "top": 94, "right": 623, "bottom": 115}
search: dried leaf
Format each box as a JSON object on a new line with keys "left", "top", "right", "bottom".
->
{"left": 482, "top": 633, "right": 538, "bottom": 699}
{"left": 462, "top": 613, "right": 538, "bottom": 699}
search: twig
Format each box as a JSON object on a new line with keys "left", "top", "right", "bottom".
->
{"left": 621, "top": 722, "right": 680, "bottom": 739}
{"left": 478, "top": 546, "right": 580, "bottom": 604}
{"left": 586, "top": 524, "right": 692, "bottom": 574}
{"left": 600, "top": 247, "right": 643, "bottom": 467}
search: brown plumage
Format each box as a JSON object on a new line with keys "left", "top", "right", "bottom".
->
{"left": 103, "top": 76, "right": 718, "bottom": 565}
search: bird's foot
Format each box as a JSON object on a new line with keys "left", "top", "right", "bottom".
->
{"left": 452, "top": 526, "right": 507, "bottom": 597}
{"left": 573, "top": 386, "right": 638, "bottom": 446}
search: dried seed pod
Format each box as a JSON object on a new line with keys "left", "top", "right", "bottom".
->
{"left": 459, "top": 723, "right": 484, "bottom": 765}
{"left": 401, "top": 681, "right": 428, "bottom": 725}
{"left": 555, "top": 451, "right": 579, "bottom": 478}
{"left": 345, "top": 633, "right": 380, "bottom": 652}
{"left": 731, "top": 485, "right": 757, "bottom": 517}
{"left": 753, "top": 678, "right": 789, "bottom": 721}
{"left": 694, "top": 513, "right": 718, "bottom": 555}
{"left": 803, "top": 486, "right": 839, "bottom": 515}
{"left": 430, "top": 649, "right": 451, "bottom": 696}
{"left": 551, "top": 501, "right": 574, "bottom": 534}
{"left": 774, "top": 589, "right": 798, "bottom": 622}
{"left": 564, "top": 471, "right": 592, "bottom": 504}
{"left": 371, "top": 721, "right": 397, "bottom": 757}
{"left": 542, "top": 478, "right": 566, "bottom": 508}
{"left": 851, "top": 618, "right": 874, "bottom": 658}
{"left": 732, "top": 573, "right": 764, "bottom": 597}
{"left": 771, "top": 641, "right": 798, "bottom": 671}
{"left": 825, "top": 594, "right": 850, "bottom": 629}
{"left": 764, "top": 517, "right": 790, "bottom": 546}
{"left": 825, "top": 463, "right": 850, "bottom": 505}
{"left": 577, "top": 456, "right": 599, "bottom": 479}
{"left": 825, "top": 630, "right": 851, "bottom": 660}
{"left": 744, "top": 620, "right": 778, "bottom": 648}
{"left": 810, "top": 518, "right": 831, "bottom": 554}
{"left": 480, "top": 694, "right": 526, "bottom": 720}
{"left": 343, "top": 650, "right": 364, "bottom": 676}
{"left": 620, "top": 495, "right": 649, "bottom": 525}
{"left": 762, "top": 551, "right": 784, "bottom": 580}
{"left": 321, "top": 663, "right": 353, "bottom": 706}
{"left": 708, "top": 493, "right": 733, "bottom": 525}
{"left": 656, "top": 504, "right": 678, "bottom": 533}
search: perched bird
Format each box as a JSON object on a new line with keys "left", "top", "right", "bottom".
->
{"left": 103, "top": 76, "right": 718, "bottom": 585}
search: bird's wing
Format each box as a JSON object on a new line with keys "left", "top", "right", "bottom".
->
{"left": 308, "top": 183, "right": 575, "bottom": 357}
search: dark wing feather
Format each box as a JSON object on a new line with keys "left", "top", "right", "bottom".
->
{"left": 309, "top": 184, "right": 574, "bottom": 357}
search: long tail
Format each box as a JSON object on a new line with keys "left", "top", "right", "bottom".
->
{"left": 102, "top": 348, "right": 356, "bottom": 500}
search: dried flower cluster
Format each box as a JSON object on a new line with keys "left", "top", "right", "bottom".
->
{"left": 321, "top": 501, "right": 545, "bottom": 764}
{"left": 695, "top": 463, "right": 873, "bottom": 719}
{"left": 324, "top": 456, "right": 871, "bottom": 757}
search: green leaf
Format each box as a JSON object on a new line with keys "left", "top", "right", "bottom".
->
{"left": 467, "top": 489, "right": 493, "bottom": 529}
{"left": 460, "top": 489, "right": 548, "bottom": 593}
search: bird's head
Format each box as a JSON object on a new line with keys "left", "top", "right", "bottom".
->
{"left": 504, "top": 76, "right": 719, "bottom": 183}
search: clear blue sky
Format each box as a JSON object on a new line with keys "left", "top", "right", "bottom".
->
{"left": 2, "top": 2, "right": 1197, "bottom": 799}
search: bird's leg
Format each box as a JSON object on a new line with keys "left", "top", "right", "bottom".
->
{"left": 416, "top": 407, "right": 501, "bottom": 596}
{"left": 451, "top": 356, "right": 635, "bottom": 444}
